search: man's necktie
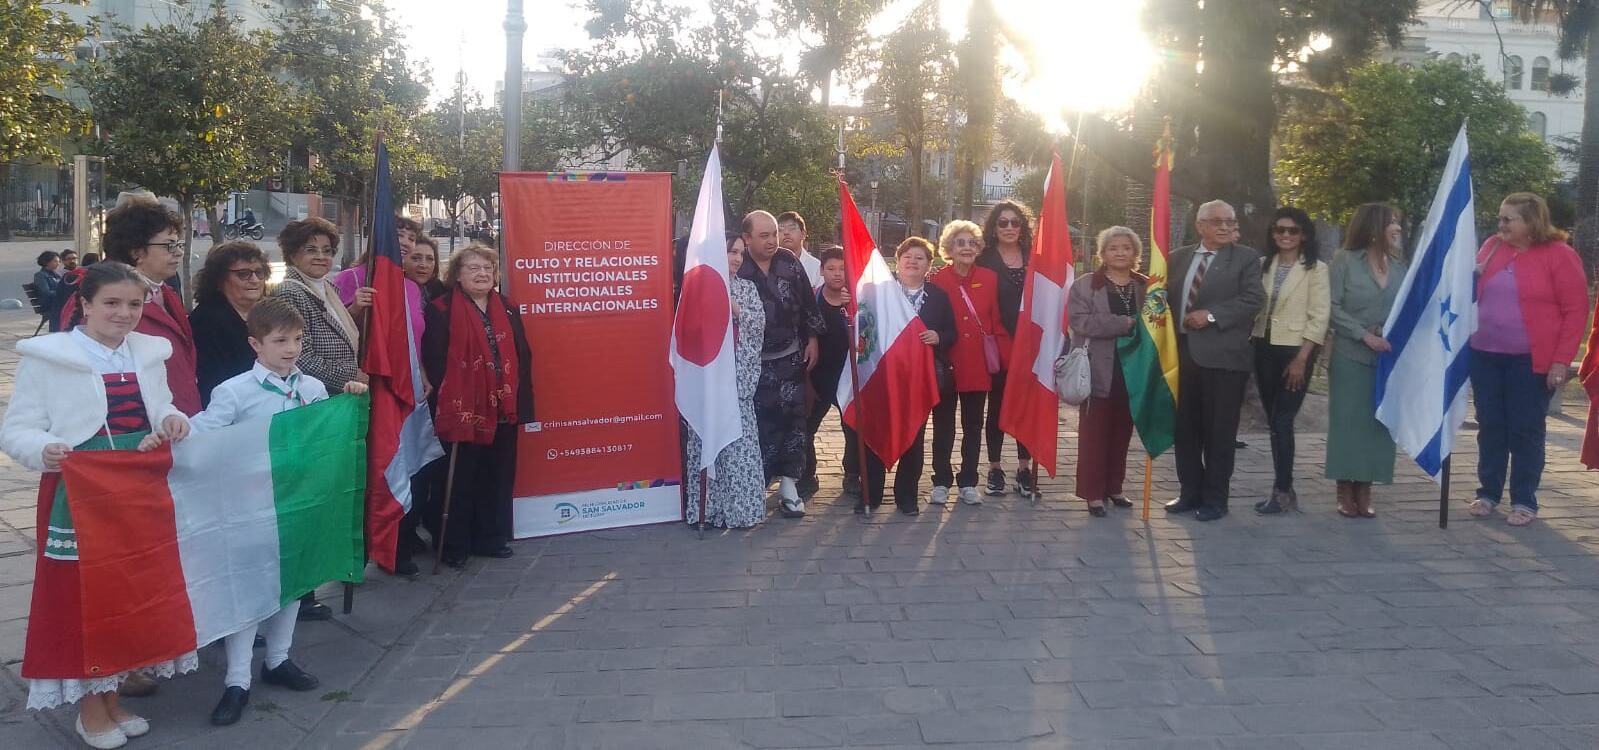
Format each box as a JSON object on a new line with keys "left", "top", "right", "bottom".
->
{"left": 1187, "top": 252, "right": 1213, "bottom": 314}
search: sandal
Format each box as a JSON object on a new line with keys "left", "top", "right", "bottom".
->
{"left": 1468, "top": 498, "right": 1495, "bottom": 518}
{"left": 1506, "top": 506, "right": 1536, "bottom": 526}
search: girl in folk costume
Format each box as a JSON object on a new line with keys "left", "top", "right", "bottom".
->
{"left": 0, "top": 262, "right": 195, "bottom": 749}
{"left": 421, "top": 244, "right": 535, "bottom": 568}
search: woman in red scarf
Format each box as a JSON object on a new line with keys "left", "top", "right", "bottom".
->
{"left": 421, "top": 244, "right": 534, "bottom": 568}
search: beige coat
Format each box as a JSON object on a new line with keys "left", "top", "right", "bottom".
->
{"left": 1251, "top": 258, "right": 1331, "bottom": 347}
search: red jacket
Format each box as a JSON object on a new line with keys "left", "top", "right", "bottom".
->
{"left": 1474, "top": 238, "right": 1589, "bottom": 375}
{"left": 930, "top": 264, "right": 1012, "bottom": 392}
{"left": 60, "top": 284, "right": 201, "bottom": 416}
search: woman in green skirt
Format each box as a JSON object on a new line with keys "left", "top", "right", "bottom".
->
{"left": 1326, "top": 203, "right": 1406, "bottom": 518}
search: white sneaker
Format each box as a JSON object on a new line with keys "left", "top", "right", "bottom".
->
{"left": 75, "top": 716, "right": 128, "bottom": 750}
{"left": 115, "top": 714, "right": 149, "bottom": 738}
{"left": 929, "top": 486, "right": 950, "bottom": 505}
{"left": 959, "top": 487, "right": 983, "bottom": 505}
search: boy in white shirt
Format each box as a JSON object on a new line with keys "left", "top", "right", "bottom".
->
{"left": 191, "top": 297, "right": 367, "bottom": 726}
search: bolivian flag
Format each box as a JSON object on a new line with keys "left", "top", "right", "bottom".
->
{"left": 1117, "top": 128, "right": 1180, "bottom": 457}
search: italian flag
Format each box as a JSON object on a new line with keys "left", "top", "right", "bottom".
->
{"left": 1117, "top": 127, "right": 1180, "bottom": 458}
{"left": 60, "top": 396, "right": 367, "bottom": 675}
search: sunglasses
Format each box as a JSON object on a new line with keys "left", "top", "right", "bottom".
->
{"left": 230, "top": 268, "right": 270, "bottom": 281}
{"left": 1272, "top": 225, "right": 1302, "bottom": 236}
{"left": 996, "top": 217, "right": 1024, "bottom": 229}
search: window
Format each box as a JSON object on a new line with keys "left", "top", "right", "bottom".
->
{"left": 1532, "top": 57, "right": 1551, "bottom": 91}
{"left": 1529, "top": 111, "right": 1547, "bottom": 139}
{"left": 1504, "top": 55, "right": 1524, "bottom": 89}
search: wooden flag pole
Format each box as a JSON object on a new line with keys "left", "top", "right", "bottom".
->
{"left": 1439, "top": 456, "right": 1451, "bottom": 529}
{"left": 846, "top": 316, "right": 874, "bottom": 513}
{"left": 431, "top": 443, "right": 462, "bottom": 574}
{"left": 1142, "top": 455, "right": 1153, "bottom": 522}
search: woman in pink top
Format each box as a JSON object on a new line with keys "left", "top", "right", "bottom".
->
{"left": 1467, "top": 192, "right": 1589, "bottom": 526}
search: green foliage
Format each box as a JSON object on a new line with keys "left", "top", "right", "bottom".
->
{"left": 0, "top": 0, "right": 88, "bottom": 164}
{"left": 1277, "top": 59, "right": 1559, "bottom": 239}
{"left": 874, "top": 0, "right": 950, "bottom": 233}
{"left": 80, "top": 2, "right": 301, "bottom": 213}
{"left": 774, "top": 0, "right": 888, "bottom": 107}
{"left": 417, "top": 80, "right": 502, "bottom": 223}
{"left": 274, "top": 0, "right": 432, "bottom": 208}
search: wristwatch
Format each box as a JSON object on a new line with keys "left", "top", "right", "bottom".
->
{"left": 1205, "top": 312, "right": 1216, "bottom": 325}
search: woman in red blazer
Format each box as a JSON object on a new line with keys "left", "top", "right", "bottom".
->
{"left": 929, "top": 220, "right": 1012, "bottom": 506}
{"left": 59, "top": 198, "right": 201, "bottom": 416}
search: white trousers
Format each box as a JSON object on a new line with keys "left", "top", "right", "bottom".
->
{"left": 221, "top": 606, "right": 298, "bottom": 689}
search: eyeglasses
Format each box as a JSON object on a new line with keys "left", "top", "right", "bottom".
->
{"left": 300, "top": 246, "right": 336, "bottom": 257}
{"left": 952, "top": 238, "right": 980, "bottom": 248}
{"left": 147, "top": 240, "right": 185, "bottom": 256}
{"left": 462, "top": 264, "right": 497, "bottom": 274}
{"left": 230, "top": 268, "right": 270, "bottom": 281}
{"left": 996, "top": 217, "right": 1023, "bottom": 229}
{"left": 1271, "top": 225, "right": 1302, "bottom": 236}
{"left": 1203, "top": 218, "right": 1239, "bottom": 227}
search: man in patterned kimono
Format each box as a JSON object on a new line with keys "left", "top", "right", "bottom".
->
{"left": 739, "top": 211, "right": 826, "bottom": 518}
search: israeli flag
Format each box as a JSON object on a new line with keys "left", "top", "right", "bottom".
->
{"left": 1375, "top": 124, "right": 1478, "bottom": 481}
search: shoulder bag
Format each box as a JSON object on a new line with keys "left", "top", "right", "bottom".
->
{"left": 957, "top": 284, "right": 1002, "bottom": 374}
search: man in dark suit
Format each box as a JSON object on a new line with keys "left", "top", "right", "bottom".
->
{"left": 1163, "top": 200, "right": 1265, "bottom": 521}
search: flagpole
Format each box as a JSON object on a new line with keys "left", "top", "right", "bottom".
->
{"left": 1439, "top": 456, "right": 1450, "bottom": 529}
{"left": 431, "top": 443, "right": 462, "bottom": 574}
{"left": 696, "top": 91, "right": 723, "bottom": 540}
{"left": 846, "top": 320, "right": 874, "bottom": 512}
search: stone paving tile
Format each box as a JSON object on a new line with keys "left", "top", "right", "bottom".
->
{"left": 0, "top": 306, "right": 1596, "bottom": 747}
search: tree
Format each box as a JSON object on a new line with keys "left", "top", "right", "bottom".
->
{"left": 952, "top": 0, "right": 1006, "bottom": 220}
{"left": 874, "top": 0, "right": 950, "bottom": 235}
{"left": 418, "top": 78, "right": 501, "bottom": 252}
{"left": 1062, "top": 0, "right": 1418, "bottom": 241}
{"left": 774, "top": 0, "right": 887, "bottom": 109}
{"left": 563, "top": 0, "right": 833, "bottom": 217}
{"left": 81, "top": 1, "right": 302, "bottom": 303}
{"left": 275, "top": 0, "right": 432, "bottom": 263}
{"left": 0, "top": 0, "right": 89, "bottom": 240}
{"left": 1277, "top": 60, "right": 1559, "bottom": 244}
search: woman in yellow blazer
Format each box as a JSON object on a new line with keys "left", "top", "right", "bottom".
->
{"left": 1251, "top": 207, "right": 1331, "bottom": 514}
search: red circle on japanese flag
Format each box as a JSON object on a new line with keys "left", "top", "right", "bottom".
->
{"left": 674, "top": 265, "right": 730, "bottom": 366}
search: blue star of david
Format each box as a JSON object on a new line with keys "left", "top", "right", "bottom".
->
{"left": 1438, "top": 297, "right": 1460, "bottom": 353}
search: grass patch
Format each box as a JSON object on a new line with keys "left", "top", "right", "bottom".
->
{"left": 321, "top": 690, "right": 353, "bottom": 702}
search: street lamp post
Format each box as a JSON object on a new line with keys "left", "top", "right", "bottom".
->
{"left": 502, "top": 0, "right": 525, "bottom": 175}
{"left": 869, "top": 179, "right": 880, "bottom": 241}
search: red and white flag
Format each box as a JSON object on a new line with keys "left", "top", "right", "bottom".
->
{"left": 835, "top": 180, "right": 939, "bottom": 465}
{"left": 670, "top": 145, "right": 740, "bottom": 475}
{"left": 999, "top": 152, "right": 1074, "bottom": 477}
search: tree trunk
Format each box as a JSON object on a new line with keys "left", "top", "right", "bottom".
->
{"left": 340, "top": 199, "right": 360, "bottom": 268}
{"left": 1190, "top": 0, "right": 1278, "bottom": 243}
{"left": 1576, "top": 10, "right": 1599, "bottom": 280}
{"left": 0, "top": 162, "right": 11, "bottom": 242}
{"left": 908, "top": 142, "right": 924, "bottom": 238}
{"left": 179, "top": 196, "right": 196, "bottom": 310}
{"left": 204, "top": 205, "right": 222, "bottom": 245}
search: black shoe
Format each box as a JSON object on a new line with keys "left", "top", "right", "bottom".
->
{"left": 297, "top": 599, "right": 332, "bottom": 622}
{"left": 210, "top": 686, "right": 249, "bottom": 726}
{"left": 1015, "top": 468, "right": 1036, "bottom": 497}
{"left": 1195, "top": 507, "right": 1229, "bottom": 522}
{"left": 853, "top": 502, "right": 866, "bottom": 515}
{"left": 1107, "top": 495, "right": 1133, "bottom": 508}
{"left": 796, "top": 475, "right": 820, "bottom": 498}
{"left": 899, "top": 505, "right": 920, "bottom": 516}
{"left": 261, "top": 659, "right": 320, "bottom": 692}
{"left": 473, "top": 545, "right": 515, "bottom": 559}
{"left": 253, "top": 635, "right": 265, "bottom": 649}
{"left": 1234, "top": 440, "right": 1247, "bottom": 449}
{"left": 1088, "top": 503, "right": 1108, "bottom": 517}
{"left": 1164, "top": 497, "right": 1200, "bottom": 514}
{"left": 393, "top": 556, "right": 420, "bottom": 577}
{"left": 442, "top": 553, "right": 469, "bottom": 569}
{"left": 842, "top": 476, "right": 860, "bottom": 498}
{"left": 985, "top": 468, "right": 1006, "bottom": 495}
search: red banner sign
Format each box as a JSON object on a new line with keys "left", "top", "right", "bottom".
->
{"left": 500, "top": 172, "right": 681, "bottom": 537}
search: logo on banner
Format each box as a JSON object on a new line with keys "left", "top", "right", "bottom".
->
{"left": 555, "top": 502, "right": 579, "bottom": 524}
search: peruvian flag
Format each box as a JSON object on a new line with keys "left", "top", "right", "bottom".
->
{"left": 670, "top": 145, "right": 740, "bottom": 475}
{"left": 361, "top": 139, "right": 443, "bottom": 572}
{"left": 999, "top": 153, "right": 1074, "bottom": 477}
{"left": 835, "top": 180, "right": 939, "bottom": 464}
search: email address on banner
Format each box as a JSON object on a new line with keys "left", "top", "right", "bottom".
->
{"left": 528, "top": 412, "right": 665, "bottom": 431}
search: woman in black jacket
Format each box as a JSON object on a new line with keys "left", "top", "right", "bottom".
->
{"left": 860, "top": 237, "right": 956, "bottom": 516}
{"left": 190, "top": 242, "right": 271, "bottom": 405}
{"left": 421, "top": 243, "right": 535, "bottom": 567}
{"left": 975, "top": 199, "right": 1034, "bottom": 497}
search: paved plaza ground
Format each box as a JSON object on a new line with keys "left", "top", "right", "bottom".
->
{"left": 1, "top": 309, "right": 1599, "bottom": 748}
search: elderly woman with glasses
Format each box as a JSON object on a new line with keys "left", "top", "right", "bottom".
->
{"left": 270, "top": 218, "right": 365, "bottom": 395}
{"left": 190, "top": 242, "right": 273, "bottom": 405}
{"left": 422, "top": 244, "right": 534, "bottom": 567}
{"left": 60, "top": 197, "right": 202, "bottom": 416}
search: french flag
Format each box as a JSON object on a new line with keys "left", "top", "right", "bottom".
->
{"left": 363, "top": 140, "right": 443, "bottom": 572}
{"left": 835, "top": 180, "right": 939, "bottom": 465}
{"left": 999, "top": 153, "right": 1073, "bottom": 477}
{"left": 670, "top": 145, "right": 741, "bottom": 475}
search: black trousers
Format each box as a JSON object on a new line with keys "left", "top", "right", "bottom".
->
{"left": 1253, "top": 342, "right": 1316, "bottom": 492}
{"left": 933, "top": 391, "right": 986, "bottom": 488}
{"left": 864, "top": 425, "right": 926, "bottom": 511}
{"left": 438, "top": 423, "right": 518, "bottom": 556}
{"left": 986, "top": 370, "right": 1031, "bottom": 464}
{"left": 402, "top": 456, "right": 447, "bottom": 556}
{"left": 841, "top": 423, "right": 862, "bottom": 483}
{"left": 1175, "top": 339, "right": 1249, "bottom": 509}
{"left": 803, "top": 392, "right": 841, "bottom": 483}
